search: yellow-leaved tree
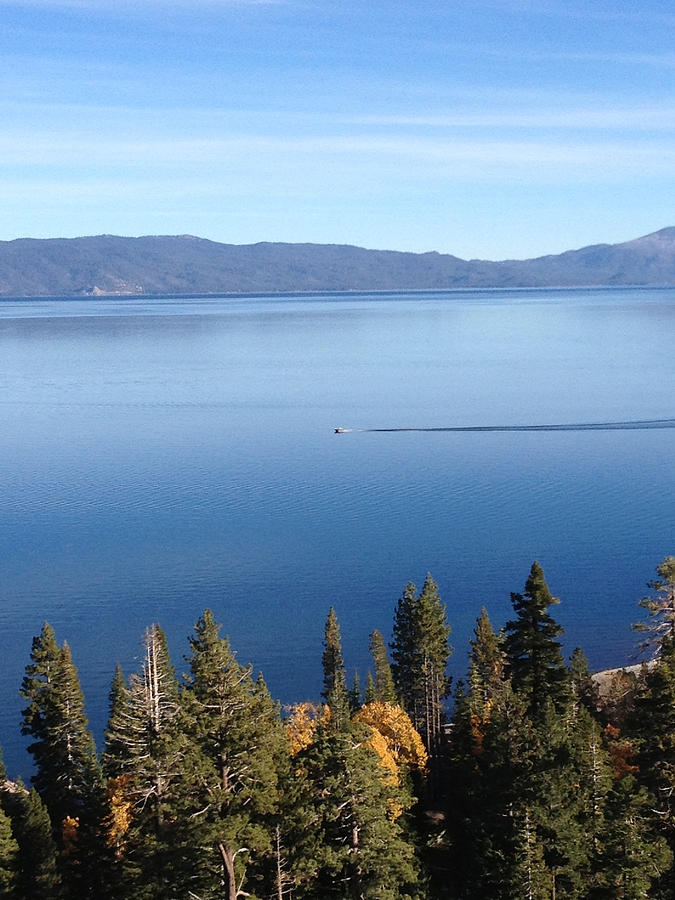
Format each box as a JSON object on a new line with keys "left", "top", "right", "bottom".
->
{"left": 284, "top": 702, "right": 330, "bottom": 756}
{"left": 354, "top": 700, "right": 428, "bottom": 775}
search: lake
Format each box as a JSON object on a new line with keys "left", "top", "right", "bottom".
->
{"left": 1, "top": 287, "right": 674, "bottom": 776}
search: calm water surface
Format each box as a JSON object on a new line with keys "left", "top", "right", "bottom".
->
{"left": 2, "top": 288, "right": 674, "bottom": 775}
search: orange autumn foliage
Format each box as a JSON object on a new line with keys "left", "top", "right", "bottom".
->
{"left": 61, "top": 816, "right": 79, "bottom": 857}
{"left": 105, "top": 774, "right": 134, "bottom": 855}
{"left": 604, "top": 724, "right": 639, "bottom": 779}
{"left": 285, "top": 702, "right": 330, "bottom": 756}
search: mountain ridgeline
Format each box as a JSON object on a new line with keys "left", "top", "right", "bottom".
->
{"left": 2, "top": 227, "right": 675, "bottom": 296}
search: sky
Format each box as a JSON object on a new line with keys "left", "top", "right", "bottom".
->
{"left": 2, "top": 0, "right": 675, "bottom": 259}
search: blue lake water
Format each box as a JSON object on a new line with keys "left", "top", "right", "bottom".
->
{"left": 2, "top": 287, "right": 675, "bottom": 776}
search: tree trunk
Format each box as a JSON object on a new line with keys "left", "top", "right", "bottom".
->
{"left": 219, "top": 842, "right": 238, "bottom": 900}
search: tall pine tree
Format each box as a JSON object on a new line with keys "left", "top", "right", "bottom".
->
{"left": 634, "top": 554, "right": 675, "bottom": 657}
{"left": 321, "top": 607, "right": 350, "bottom": 731}
{"left": 3, "top": 786, "right": 63, "bottom": 900}
{"left": 102, "top": 624, "right": 194, "bottom": 899}
{"left": 20, "top": 625, "right": 102, "bottom": 897}
{"left": 180, "top": 609, "right": 290, "bottom": 900}
{"left": 286, "top": 722, "right": 421, "bottom": 899}
{"left": 369, "top": 629, "right": 396, "bottom": 703}
{"left": 504, "top": 562, "right": 569, "bottom": 720}
{"left": 390, "top": 574, "right": 451, "bottom": 752}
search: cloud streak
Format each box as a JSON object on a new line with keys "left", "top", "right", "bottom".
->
{"left": 0, "top": 0, "right": 281, "bottom": 10}
{"left": 347, "top": 107, "right": 675, "bottom": 130}
{"left": 3, "top": 131, "right": 675, "bottom": 181}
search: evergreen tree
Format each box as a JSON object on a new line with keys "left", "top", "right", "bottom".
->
{"left": 321, "top": 607, "right": 350, "bottom": 731}
{"left": 509, "top": 805, "right": 551, "bottom": 900}
{"left": 390, "top": 574, "right": 451, "bottom": 751}
{"left": 571, "top": 710, "right": 613, "bottom": 886}
{"left": 20, "top": 626, "right": 103, "bottom": 898}
{"left": 445, "top": 680, "right": 477, "bottom": 894}
{"left": 349, "top": 670, "right": 362, "bottom": 711}
{"left": 180, "top": 609, "right": 290, "bottom": 900}
{"left": 364, "top": 671, "right": 377, "bottom": 705}
{"left": 592, "top": 774, "right": 672, "bottom": 898}
{"left": 634, "top": 554, "right": 675, "bottom": 657}
{"left": 0, "top": 749, "right": 19, "bottom": 897}
{"left": 102, "top": 624, "right": 194, "bottom": 899}
{"left": 391, "top": 582, "right": 421, "bottom": 724}
{"left": 467, "top": 607, "right": 505, "bottom": 730}
{"left": 631, "top": 634, "right": 675, "bottom": 894}
{"left": 0, "top": 801, "right": 18, "bottom": 897}
{"left": 369, "top": 629, "right": 396, "bottom": 703}
{"left": 4, "top": 786, "right": 63, "bottom": 899}
{"left": 505, "top": 562, "right": 569, "bottom": 720}
{"left": 20, "top": 625, "right": 100, "bottom": 829}
{"left": 467, "top": 681, "right": 542, "bottom": 898}
{"left": 287, "top": 722, "right": 421, "bottom": 899}
{"left": 446, "top": 608, "right": 508, "bottom": 886}
{"left": 101, "top": 663, "right": 129, "bottom": 779}
{"left": 569, "top": 646, "right": 598, "bottom": 713}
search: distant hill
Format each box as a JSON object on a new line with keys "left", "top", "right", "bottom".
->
{"left": 2, "top": 228, "right": 675, "bottom": 296}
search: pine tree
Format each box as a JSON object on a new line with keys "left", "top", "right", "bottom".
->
{"left": 102, "top": 624, "right": 194, "bottom": 899}
{"left": 534, "top": 703, "right": 591, "bottom": 899}
{"left": 391, "top": 582, "right": 421, "bottom": 724}
{"left": 20, "top": 626, "right": 100, "bottom": 829}
{"left": 101, "top": 663, "right": 129, "bottom": 779}
{"left": 321, "top": 607, "right": 350, "bottom": 731}
{"left": 390, "top": 575, "right": 451, "bottom": 751}
{"left": 364, "top": 671, "right": 377, "bottom": 705}
{"left": 467, "top": 681, "right": 543, "bottom": 898}
{"left": 369, "top": 629, "right": 396, "bottom": 703}
{"left": 509, "top": 806, "right": 551, "bottom": 900}
{"left": 593, "top": 774, "right": 673, "bottom": 898}
{"left": 0, "top": 749, "right": 19, "bottom": 898}
{"left": 20, "top": 625, "right": 103, "bottom": 898}
{"left": 505, "top": 562, "right": 569, "bottom": 720}
{"left": 0, "top": 778, "right": 18, "bottom": 899}
{"left": 349, "top": 670, "right": 362, "bottom": 711}
{"left": 467, "top": 607, "right": 506, "bottom": 737}
{"left": 571, "top": 710, "right": 613, "bottom": 885}
{"left": 180, "top": 609, "right": 290, "bottom": 900}
{"left": 445, "top": 680, "right": 477, "bottom": 895}
{"left": 630, "top": 634, "right": 675, "bottom": 894}
{"left": 633, "top": 554, "right": 675, "bottom": 657}
{"left": 287, "top": 722, "right": 421, "bottom": 899}
{"left": 569, "top": 646, "right": 598, "bottom": 713}
{"left": 4, "top": 786, "right": 63, "bottom": 899}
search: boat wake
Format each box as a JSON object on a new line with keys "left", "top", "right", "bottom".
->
{"left": 335, "top": 418, "right": 675, "bottom": 434}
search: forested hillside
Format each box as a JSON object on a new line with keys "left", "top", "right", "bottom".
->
{"left": 1, "top": 557, "right": 675, "bottom": 898}
{"left": 2, "top": 228, "right": 675, "bottom": 296}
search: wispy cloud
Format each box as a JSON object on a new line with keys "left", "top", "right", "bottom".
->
{"left": 3, "top": 131, "right": 675, "bottom": 181}
{"left": 473, "top": 0, "right": 675, "bottom": 28}
{"left": 0, "top": 0, "right": 281, "bottom": 8}
{"left": 7, "top": 94, "right": 675, "bottom": 133}
{"left": 347, "top": 108, "right": 675, "bottom": 130}
{"left": 481, "top": 46, "right": 675, "bottom": 70}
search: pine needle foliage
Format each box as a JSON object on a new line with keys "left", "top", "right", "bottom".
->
{"left": 21, "top": 625, "right": 101, "bottom": 829}
{"left": 633, "top": 555, "right": 675, "bottom": 657}
{"left": 505, "top": 562, "right": 570, "bottom": 720}
{"left": 369, "top": 630, "right": 396, "bottom": 703}
{"left": 322, "top": 607, "right": 350, "bottom": 732}
{"left": 390, "top": 575, "right": 451, "bottom": 751}
{"left": 180, "top": 609, "right": 290, "bottom": 900}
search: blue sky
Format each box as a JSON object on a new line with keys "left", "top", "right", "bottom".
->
{"left": 2, "top": 0, "right": 675, "bottom": 258}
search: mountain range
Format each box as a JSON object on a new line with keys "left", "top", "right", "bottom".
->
{"left": 2, "top": 227, "right": 675, "bottom": 296}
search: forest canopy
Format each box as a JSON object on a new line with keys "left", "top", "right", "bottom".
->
{"left": 1, "top": 556, "right": 674, "bottom": 899}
